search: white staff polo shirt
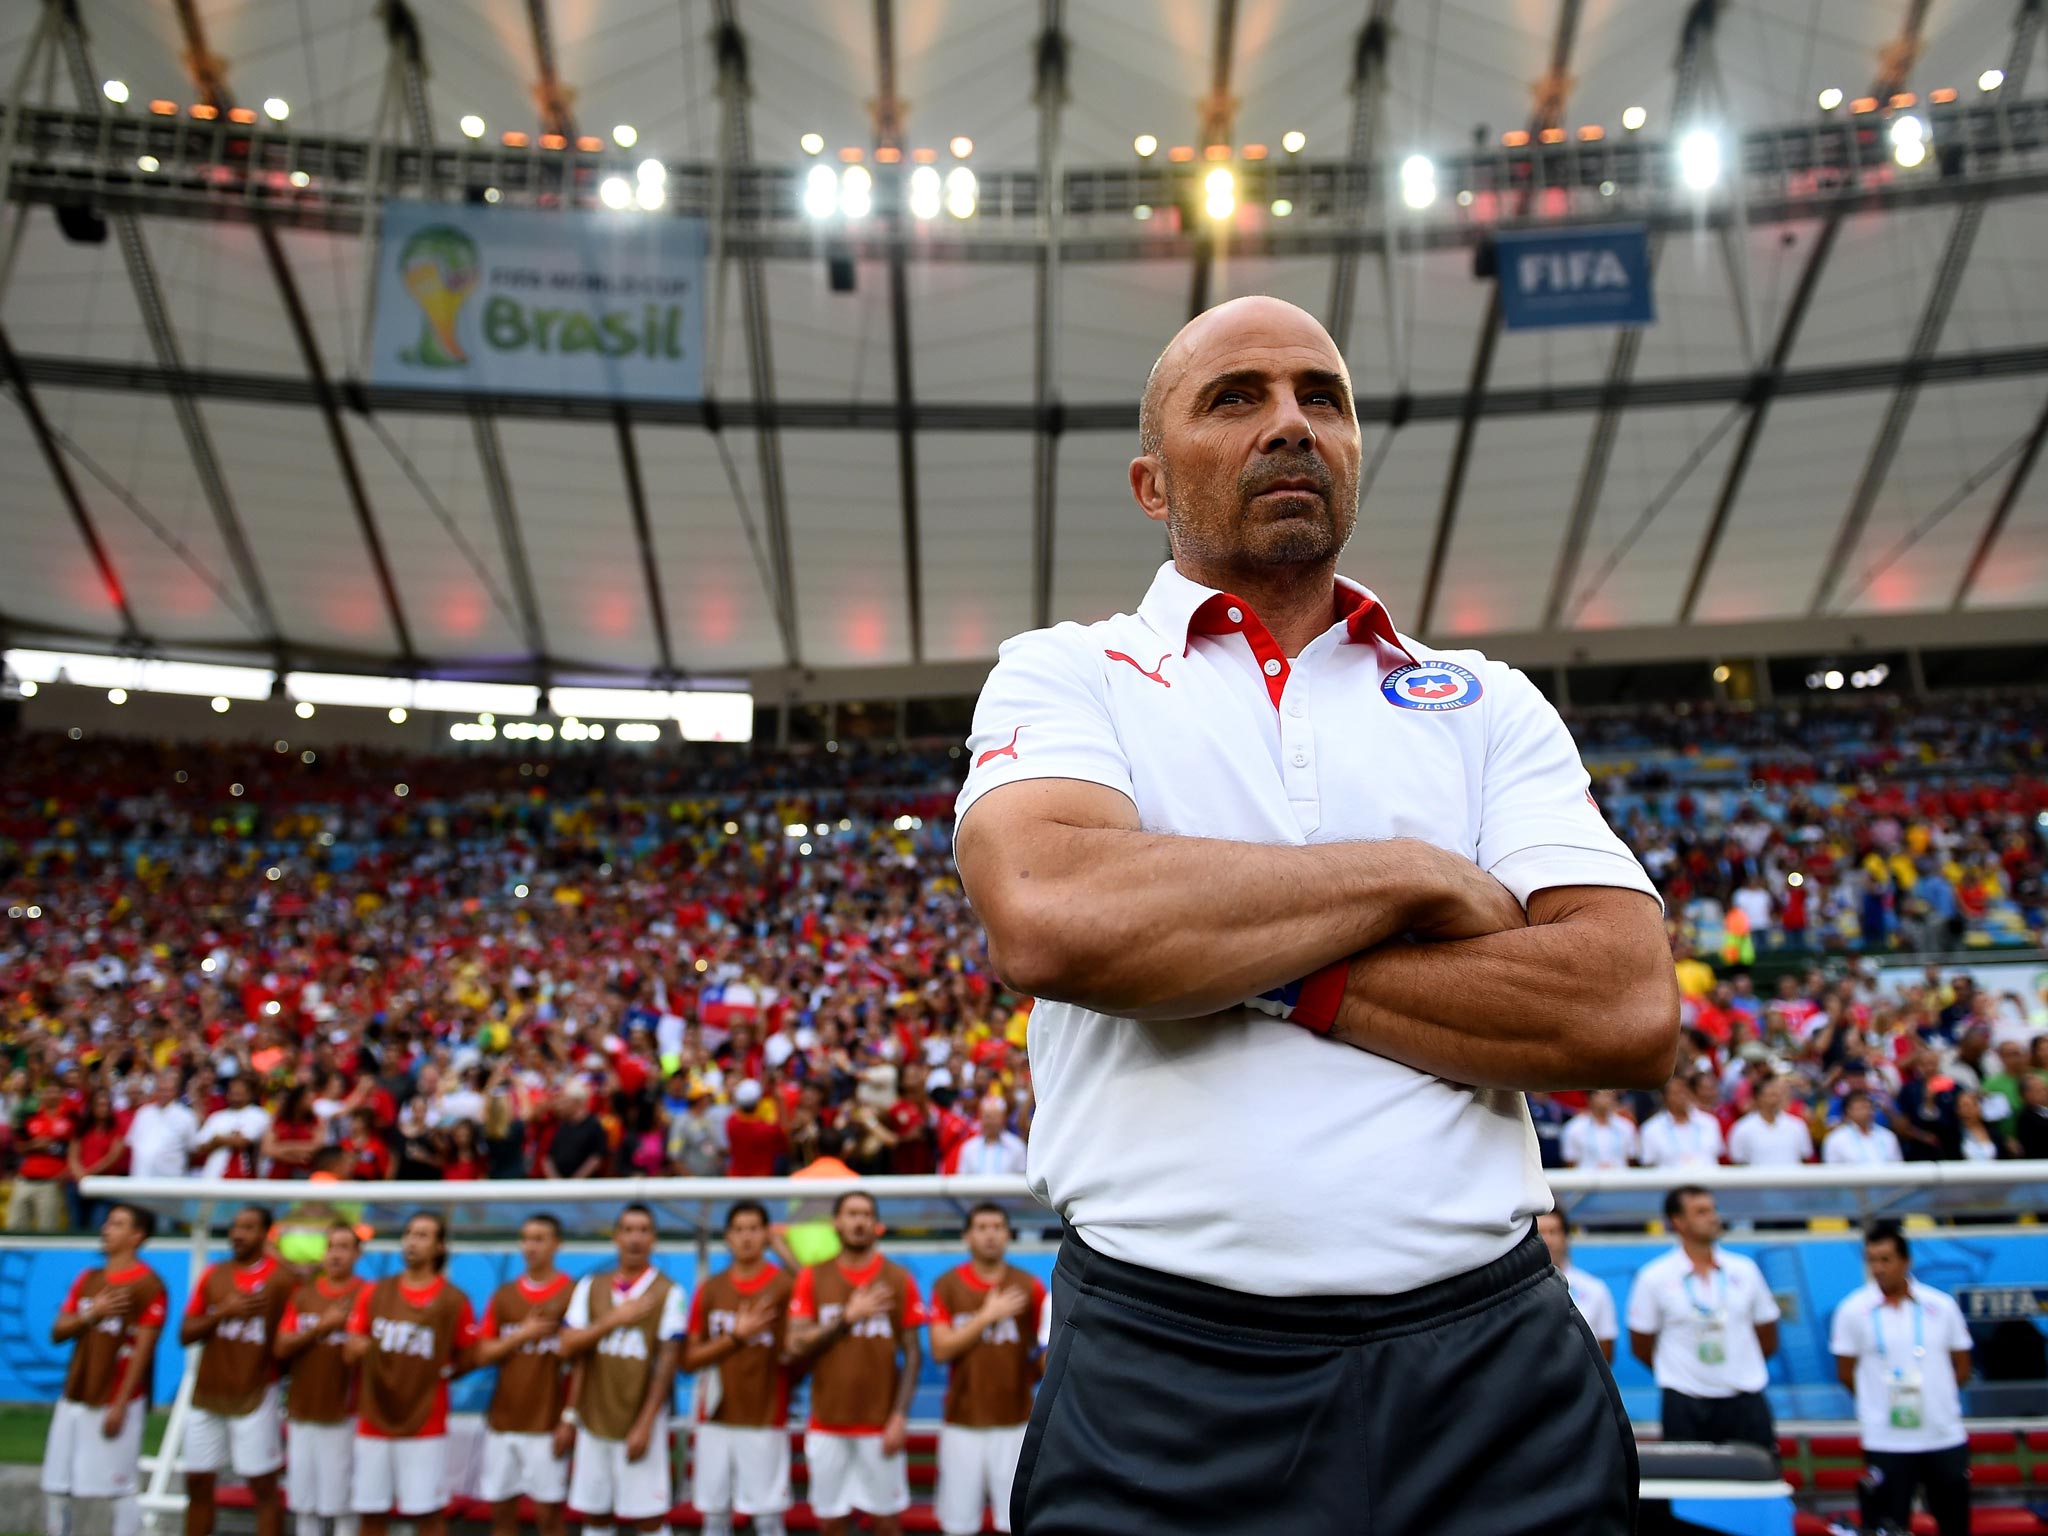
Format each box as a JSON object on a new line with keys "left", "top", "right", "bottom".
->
{"left": 1625, "top": 1246, "right": 1781, "bottom": 1398}
{"left": 1827, "top": 1279, "right": 1972, "bottom": 1453}
{"left": 955, "top": 561, "right": 1658, "bottom": 1296}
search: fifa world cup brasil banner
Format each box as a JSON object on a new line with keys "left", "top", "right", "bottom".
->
{"left": 369, "top": 201, "right": 707, "bottom": 400}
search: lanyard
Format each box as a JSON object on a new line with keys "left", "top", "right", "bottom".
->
{"left": 1683, "top": 1267, "right": 1724, "bottom": 1319}
{"left": 1871, "top": 1297, "right": 1926, "bottom": 1363}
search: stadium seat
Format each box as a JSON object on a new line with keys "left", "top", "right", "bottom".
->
{"left": 1808, "top": 1434, "right": 1866, "bottom": 1458}
{"left": 1971, "top": 1431, "right": 2021, "bottom": 1453}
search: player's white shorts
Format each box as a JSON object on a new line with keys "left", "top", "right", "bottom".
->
{"left": 185, "top": 1386, "right": 286, "bottom": 1478}
{"left": 285, "top": 1421, "right": 353, "bottom": 1517}
{"left": 478, "top": 1430, "right": 570, "bottom": 1505}
{"left": 935, "top": 1423, "right": 1028, "bottom": 1535}
{"left": 690, "top": 1423, "right": 790, "bottom": 1517}
{"left": 41, "top": 1397, "right": 143, "bottom": 1499}
{"left": 568, "top": 1419, "right": 672, "bottom": 1522}
{"left": 351, "top": 1433, "right": 448, "bottom": 1517}
{"left": 802, "top": 1431, "right": 909, "bottom": 1521}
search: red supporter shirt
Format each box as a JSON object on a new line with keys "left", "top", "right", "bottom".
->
{"left": 728, "top": 1113, "right": 787, "bottom": 1178}
{"left": 21, "top": 1112, "right": 75, "bottom": 1181}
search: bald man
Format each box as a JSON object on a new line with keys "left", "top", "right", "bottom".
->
{"left": 955, "top": 298, "right": 1675, "bottom": 1535}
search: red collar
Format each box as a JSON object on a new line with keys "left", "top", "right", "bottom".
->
{"left": 397, "top": 1276, "right": 445, "bottom": 1306}
{"left": 519, "top": 1273, "right": 570, "bottom": 1300}
{"left": 835, "top": 1253, "right": 885, "bottom": 1288}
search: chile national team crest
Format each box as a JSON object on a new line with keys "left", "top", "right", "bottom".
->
{"left": 1381, "top": 661, "right": 1484, "bottom": 712}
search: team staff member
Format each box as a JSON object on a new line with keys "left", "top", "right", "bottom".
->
{"left": 955, "top": 295, "right": 1674, "bottom": 1533}
{"left": 786, "top": 1192, "right": 925, "bottom": 1536}
{"left": 181, "top": 1205, "right": 294, "bottom": 1536}
{"left": 929, "top": 1204, "right": 1047, "bottom": 1536}
{"left": 276, "top": 1222, "right": 371, "bottom": 1536}
{"left": 683, "top": 1201, "right": 794, "bottom": 1536}
{"left": 343, "top": 1212, "right": 477, "bottom": 1536}
{"left": 557, "top": 1204, "right": 685, "bottom": 1536}
{"left": 1627, "top": 1187, "right": 1780, "bottom": 1451}
{"left": 474, "top": 1215, "right": 574, "bottom": 1536}
{"left": 1829, "top": 1226, "right": 1974, "bottom": 1536}
{"left": 43, "top": 1204, "right": 167, "bottom": 1536}
{"left": 1536, "top": 1211, "right": 1617, "bottom": 1365}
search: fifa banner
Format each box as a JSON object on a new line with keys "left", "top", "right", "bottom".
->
{"left": 369, "top": 201, "right": 707, "bottom": 400}
{"left": 1494, "top": 224, "right": 1654, "bottom": 331}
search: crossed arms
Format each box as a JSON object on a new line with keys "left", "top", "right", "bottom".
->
{"left": 955, "top": 777, "right": 1677, "bottom": 1091}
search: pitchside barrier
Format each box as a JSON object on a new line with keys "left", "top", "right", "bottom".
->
{"left": 70, "top": 1166, "right": 2048, "bottom": 1530}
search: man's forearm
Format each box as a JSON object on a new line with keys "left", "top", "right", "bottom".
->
{"left": 967, "top": 811, "right": 1471, "bottom": 1019}
{"left": 1325, "top": 888, "right": 1677, "bottom": 1091}
{"left": 889, "top": 1336, "right": 920, "bottom": 1419}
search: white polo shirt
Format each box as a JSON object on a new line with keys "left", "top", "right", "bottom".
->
{"left": 1562, "top": 1263, "right": 1618, "bottom": 1344}
{"left": 956, "top": 561, "right": 1657, "bottom": 1296}
{"left": 1828, "top": 1280, "right": 1971, "bottom": 1453}
{"left": 1727, "top": 1109, "right": 1813, "bottom": 1166}
{"left": 1638, "top": 1110, "right": 1724, "bottom": 1170}
{"left": 1561, "top": 1112, "right": 1639, "bottom": 1169}
{"left": 1823, "top": 1122, "right": 1904, "bottom": 1165}
{"left": 1625, "top": 1247, "right": 1780, "bottom": 1398}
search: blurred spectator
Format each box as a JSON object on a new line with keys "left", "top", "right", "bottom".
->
{"left": 952, "top": 1096, "right": 1028, "bottom": 1177}
{"left": 543, "top": 1084, "right": 608, "bottom": 1180}
{"left": 1561, "top": 1089, "right": 1639, "bottom": 1170}
{"left": 1640, "top": 1078, "right": 1725, "bottom": 1171}
{"left": 2015, "top": 1074, "right": 2048, "bottom": 1159}
{"left": 725, "top": 1081, "right": 787, "bottom": 1178}
{"left": 66, "top": 1087, "right": 128, "bottom": 1228}
{"left": 126, "top": 1074, "right": 198, "bottom": 1180}
{"left": 195, "top": 1074, "right": 269, "bottom": 1180}
{"left": 1949, "top": 1090, "right": 2004, "bottom": 1162}
{"left": 1726, "top": 1077, "right": 1813, "bottom": 1167}
{"left": 1823, "top": 1091, "right": 1904, "bottom": 1165}
{"left": 7, "top": 1086, "right": 73, "bottom": 1230}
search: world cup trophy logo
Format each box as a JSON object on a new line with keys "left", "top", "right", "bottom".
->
{"left": 398, "top": 224, "right": 481, "bottom": 366}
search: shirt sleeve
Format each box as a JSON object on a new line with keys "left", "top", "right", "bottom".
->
{"left": 1472, "top": 658, "right": 1660, "bottom": 908}
{"left": 453, "top": 1296, "right": 480, "bottom": 1352}
{"left": 479, "top": 1298, "right": 500, "bottom": 1340}
{"left": 686, "top": 1287, "right": 708, "bottom": 1341}
{"left": 899, "top": 1276, "right": 927, "bottom": 1330}
{"left": 138, "top": 1284, "right": 168, "bottom": 1330}
{"left": 185, "top": 1268, "right": 215, "bottom": 1317}
{"left": 346, "top": 1284, "right": 374, "bottom": 1337}
{"left": 1941, "top": 1297, "right": 1973, "bottom": 1353}
{"left": 1624, "top": 1269, "right": 1661, "bottom": 1336}
{"left": 927, "top": 1281, "right": 954, "bottom": 1330}
{"left": 281, "top": 1300, "right": 302, "bottom": 1334}
{"left": 659, "top": 1283, "right": 687, "bottom": 1341}
{"left": 1747, "top": 1263, "right": 1783, "bottom": 1325}
{"left": 61, "top": 1272, "right": 88, "bottom": 1314}
{"left": 789, "top": 1266, "right": 818, "bottom": 1322}
{"left": 1828, "top": 1297, "right": 1863, "bottom": 1359}
{"left": 953, "top": 625, "right": 1138, "bottom": 834}
{"left": 564, "top": 1277, "right": 591, "bottom": 1330}
{"left": 1589, "top": 1284, "right": 1619, "bottom": 1343}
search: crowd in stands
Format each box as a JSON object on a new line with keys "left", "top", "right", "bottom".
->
{"left": 0, "top": 690, "right": 2042, "bottom": 1228}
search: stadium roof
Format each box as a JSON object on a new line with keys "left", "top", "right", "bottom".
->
{"left": 1, "top": 0, "right": 2045, "bottom": 700}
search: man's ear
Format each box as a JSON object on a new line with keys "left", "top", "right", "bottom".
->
{"left": 1130, "top": 455, "right": 1169, "bottom": 525}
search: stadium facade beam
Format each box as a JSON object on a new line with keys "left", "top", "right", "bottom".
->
{"left": 1541, "top": 0, "right": 1719, "bottom": 631}
{"left": 872, "top": 0, "right": 924, "bottom": 663}
{"left": 1810, "top": 0, "right": 2043, "bottom": 616}
{"left": 1187, "top": 0, "right": 1238, "bottom": 319}
{"left": 169, "top": 0, "right": 419, "bottom": 664}
{"left": 525, "top": 0, "right": 577, "bottom": 141}
{"left": 1415, "top": 0, "right": 1583, "bottom": 634}
{"left": 1030, "top": 0, "right": 1069, "bottom": 629}
{"left": 381, "top": 3, "right": 547, "bottom": 669}
{"left": 1325, "top": 1, "right": 1396, "bottom": 360}
{"left": 25, "top": 341, "right": 2048, "bottom": 430}
{"left": 614, "top": 409, "right": 677, "bottom": 678}
{"left": 53, "top": 0, "right": 283, "bottom": 658}
{"left": 0, "top": 323, "right": 144, "bottom": 644}
{"left": 711, "top": 4, "right": 801, "bottom": 668}
{"left": 1951, "top": 391, "right": 2048, "bottom": 609}
{"left": 1677, "top": 0, "right": 1932, "bottom": 622}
